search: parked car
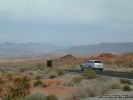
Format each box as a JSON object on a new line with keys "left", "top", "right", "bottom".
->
{"left": 80, "top": 60, "right": 104, "bottom": 71}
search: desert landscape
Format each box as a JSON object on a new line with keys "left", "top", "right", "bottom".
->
{"left": 0, "top": 52, "right": 133, "bottom": 100}
{"left": 0, "top": 0, "right": 133, "bottom": 100}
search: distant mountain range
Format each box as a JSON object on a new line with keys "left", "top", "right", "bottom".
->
{"left": 68, "top": 42, "right": 133, "bottom": 55}
{"left": 0, "top": 42, "right": 133, "bottom": 58}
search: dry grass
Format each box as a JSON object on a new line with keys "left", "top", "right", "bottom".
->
{"left": 71, "top": 77, "right": 121, "bottom": 100}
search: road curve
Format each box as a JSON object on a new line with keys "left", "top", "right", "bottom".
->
{"left": 65, "top": 69, "right": 133, "bottom": 79}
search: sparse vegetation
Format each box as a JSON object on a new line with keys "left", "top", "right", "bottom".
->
{"left": 114, "top": 60, "right": 124, "bottom": 67}
{"left": 53, "top": 68, "right": 65, "bottom": 76}
{"left": 45, "top": 95, "right": 58, "bottom": 100}
{"left": 82, "top": 69, "right": 96, "bottom": 79}
{"left": 25, "top": 93, "right": 58, "bottom": 100}
{"left": 34, "top": 80, "right": 47, "bottom": 88}
{"left": 111, "top": 83, "right": 121, "bottom": 89}
{"left": 0, "top": 76, "right": 31, "bottom": 100}
{"left": 71, "top": 77, "right": 122, "bottom": 99}
{"left": 71, "top": 76, "right": 83, "bottom": 84}
{"left": 36, "top": 63, "right": 45, "bottom": 70}
{"left": 123, "top": 85, "right": 132, "bottom": 91}
{"left": 70, "top": 65, "right": 76, "bottom": 69}
{"left": 119, "top": 79, "right": 132, "bottom": 85}
{"left": 48, "top": 68, "right": 65, "bottom": 76}
{"left": 48, "top": 72, "right": 57, "bottom": 79}
{"left": 19, "top": 68, "right": 28, "bottom": 73}
{"left": 1, "top": 52, "right": 133, "bottom": 100}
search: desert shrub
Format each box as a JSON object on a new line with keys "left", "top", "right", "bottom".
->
{"left": 123, "top": 85, "right": 132, "bottom": 91}
{"left": 36, "top": 63, "right": 45, "bottom": 70}
{"left": 97, "top": 77, "right": 107, "bottom": 82}
{"left": 19, "top": 68, "right": 28, "bottom": 73}
{"left": 49, "top": 68, "right": 65, "bottom": 76}
{"left": 71, "top": 76, "right": 83, "bottom": 84}
{"left": 72, "top": 77, "right": 122, "bottom": 99}
{"left": 25, "top": 93, "right": 46, "bottom": 100}
{"left": 87, "top": 87, "right": 96, "bottom": 97}
{"left": 82, "top": 69, "right": 96, "bottom": 79}
{"left": 34, "top": 80, "right": 47, "bottom": 88}
{"left": 72, "top": 87, "right": 88, "bottom": 100}
{"left": 0, "top": 76, "right": 31, "bottom": 100}
{"left": 66, "top": 76, "right": 83, "bottom": 86}
{"left": 53, "top": 68, "right": 65, "bottom": 76}
{"left": 119, "top": 79, "right": 132, "bottom": 85}
{"left": 126, "top": 62, "right": 133, "bottom": 67}
{"left": 45, "top": 95, "right": 58, "bottom": 100}
{"left": 48, "top": 72, "right": 57, "bottom": 79}
{"left": 95, "top": 78, "right": 122, "bottom": 94}
{"left": 70, "top": 65, "right": 76, "bottom": 69}
{"left": 114, "top": 60, "right": 124, "bottom": 67}
{"left": 12, "top": 76, "right": 31, "bottom": 97}
{"left": 111, "top": 83, "right": 121, "bottom": 89}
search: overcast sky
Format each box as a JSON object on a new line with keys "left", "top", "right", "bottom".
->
{"left": 0, "top": 0, "right": 133, "bottom": 46}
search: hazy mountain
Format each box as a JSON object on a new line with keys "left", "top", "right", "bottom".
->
{"left": 68, "top": 42, "right": 133, "bottom": 55}
{"left": 0, "top": 42, "right": 133, "bottom": 58}
{"left": 0, "top": 42, "right": 64, "bottom": 57}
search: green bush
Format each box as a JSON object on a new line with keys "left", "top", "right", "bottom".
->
{"left": 34, "top": 80, "right": 47, "bottom": 88}
{"left": 45, "top": 95, "right": 58, "bottom": 100}
{"left": 71, "top": 76, "right": 83, "bottom": 84}
{"left": 19, "top": 68, "right": 28, "bottom": 73}
{"left": 119, "top": 79, "right": 132, "bottom": 85}
{"left": 123, "top": 85, "right": 132, "bottom": 91}
{"left": 13, "top": 76, "right": 31, "bottom": 97}
{"left": 53, "top": 68, "right": 65, "bottom": 76}
{"left": 0, "top": 76, "right": 31, "bottom": 99}
{"left": 82, "top": 69, "right": 96, "bottom": 79}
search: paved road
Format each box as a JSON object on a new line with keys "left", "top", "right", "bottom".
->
{"left": 65, "top": 69, "right": 133, "bottom": 79}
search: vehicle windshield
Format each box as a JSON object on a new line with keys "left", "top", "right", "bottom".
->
{"left": 94, "top": 61, "right": 102, "bottom": 63}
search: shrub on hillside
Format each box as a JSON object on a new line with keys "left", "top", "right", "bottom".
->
{"left": 36, "top": 63, "right": 45, "bottom": 70}
{"left": 48, "top": 72, "right": 57, "bottom": 79}
{"left": 71, "top": 77, "right": 121, "bottom": 99}
{"left": 19, "top": 68, "right": 28, "bottom": 73}
{"left": 45, "top": 95, "right": 58, "bottom": 100}
{"left": 34, "top": 80, "right": 47, "bottom": 88}
{"left": 0, "top": 76, "right": 31, "bottom": 100}
{"left": 71, "top": 76, "right": 83, "bottom": 84}
{"left": 53, "top": 68, "right": 65, "bottom": 76}
{"left": 123, "top": 85, "right": 132, "bottom": 91}
{"left": 111, "top": 83, "right": 121, "bottom": 89}
{"left": 119, "top": 79, "right": 132, "bottom": 85}
{"left": 82, "top": 69, "right": 96, "bottom": 79}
